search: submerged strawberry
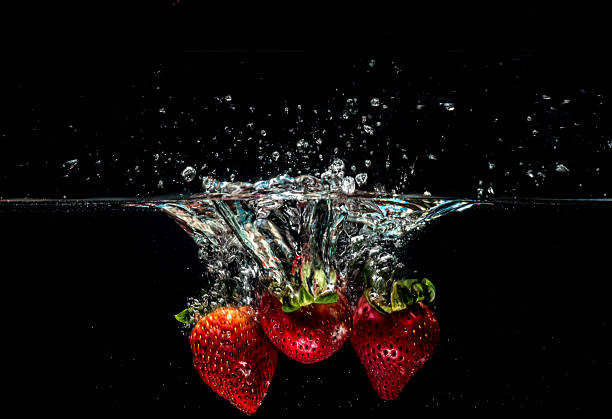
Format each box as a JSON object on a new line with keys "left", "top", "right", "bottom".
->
{"left": 258, "top": 289, "right": 352, "bottom": 364}
{"left": 189, "top": 306, "right": 278, "bottom": 415}
{"left": 351, "top": 279, "right": 440, "bottom": 400}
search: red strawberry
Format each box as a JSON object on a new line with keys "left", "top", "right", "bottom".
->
{"left": 258, "top": 290, "right": 352, "bottom": 364}
{"left": 190, "top": 306, "right": 278, "bottom": 415}
{"left": 351, "top": 294, "right": 440, "bottom": 400}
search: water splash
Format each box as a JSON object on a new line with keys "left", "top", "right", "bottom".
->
{"left": 136, "top": 173, "right": 478, "bottom": 320}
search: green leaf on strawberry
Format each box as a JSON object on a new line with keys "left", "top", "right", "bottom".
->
{"left": 281, "top": 285, "right": 315, "bottom": 312}
{"left": 175, "top": 307, "right": 195, "bottom": 324}
{"left": 390, "top": 278, "right": 436, "bottom": 311}
{"left": 364, "top": 278, "right": 436, "bottom": 315}
{"left": 314, "top": 292, "right": 339, "bottom": 304}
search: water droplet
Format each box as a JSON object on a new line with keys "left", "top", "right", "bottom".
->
{"left": 64, "top": 159, "right": 78, "bottom": 170}
{"left": 181, "top": 166, "right": 196, "bottom": 182}
{"left": 423, "top": 190, "right": 431, "bottom": 197}
{"left": 555, "top": 163, "right": 570, "bottom": 174}
{"left": 271, "top": 151, "right": 280, "bottom": 161}
{"left": 363, "top": 125, "right": 374, "bottom": 135}
{"left": 355, "top": 172, "right": 368, "bottom": 186}
{"left": 370, "top": 98, "right": 380, "bottom": 107}
{"left": 260, "top": 130, "right": 267, "bottom": 137}
{"left": 341, "top": 176, "right": 355, "bottom": 195}
{"left": 159, "top": 107, "right": 166, "bottom": 114}
{"left": 364, "top": 159, "right": 372, "bottom": 168}
{"left": 201, "top": 176, "right": 216, "bottom": 191}
{"left": 368, "top": 59, "right": 376, "bottom": 67}
{"left": 157, "top": 180, "right": 164, "bottom": 189}
{"left": 442, "top": 102, "right": 455, "bottom": 111}
{"left": 224, "top": 95, "right": 232, "bottom": 102}
{"left": 331, "top": 159, "right": 345, "bottom": 174}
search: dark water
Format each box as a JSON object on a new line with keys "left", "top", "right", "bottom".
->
{"left": 2, "top": 199, "right": 610, "bottom": 414}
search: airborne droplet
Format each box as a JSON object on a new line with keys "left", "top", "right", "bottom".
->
{"left": 181, "top": 166, "right": 197, "bottom": 182}
{"left": 341, "top": 176, "right": 355, "bottom": 195}
{"left": 355, "top": 173, "right": 368, "bottom": 187}
{"left": 555, "top": 163, "right": 570, "bottom": 174}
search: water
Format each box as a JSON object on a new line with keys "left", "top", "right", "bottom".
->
{"left": 2, "top": 189, "right": 610, "bottom": 414}
{"left": 2, "top": 49, "right": 611, "bottom": 414}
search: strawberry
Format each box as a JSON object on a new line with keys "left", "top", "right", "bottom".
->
{"left": 258, "top": 289, "right": 352, "bottom": 364}
{"left": 189, "top": 306, "right": 278, "bottom": 415}
{"left": 351, "top": 279, "right": 440, "bottom": 400}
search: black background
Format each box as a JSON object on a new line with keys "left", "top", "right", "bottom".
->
{"left": 1, "top": 0, "right": 611, "bottom": 415}
{"left": 1, "top": 2, "right": 612, "bottom": 199}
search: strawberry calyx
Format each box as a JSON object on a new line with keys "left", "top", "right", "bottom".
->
{"left": 278, "top": 285, "right": 339, "bottom": 313}
{"left": 268, "top": 256, "right": 339, "bottom": 312}
{"left": 175, "top": 304, "right": 207, "bottom": 325}
{"left": 364, "top": 278, "right": 436, "bottom": 315}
